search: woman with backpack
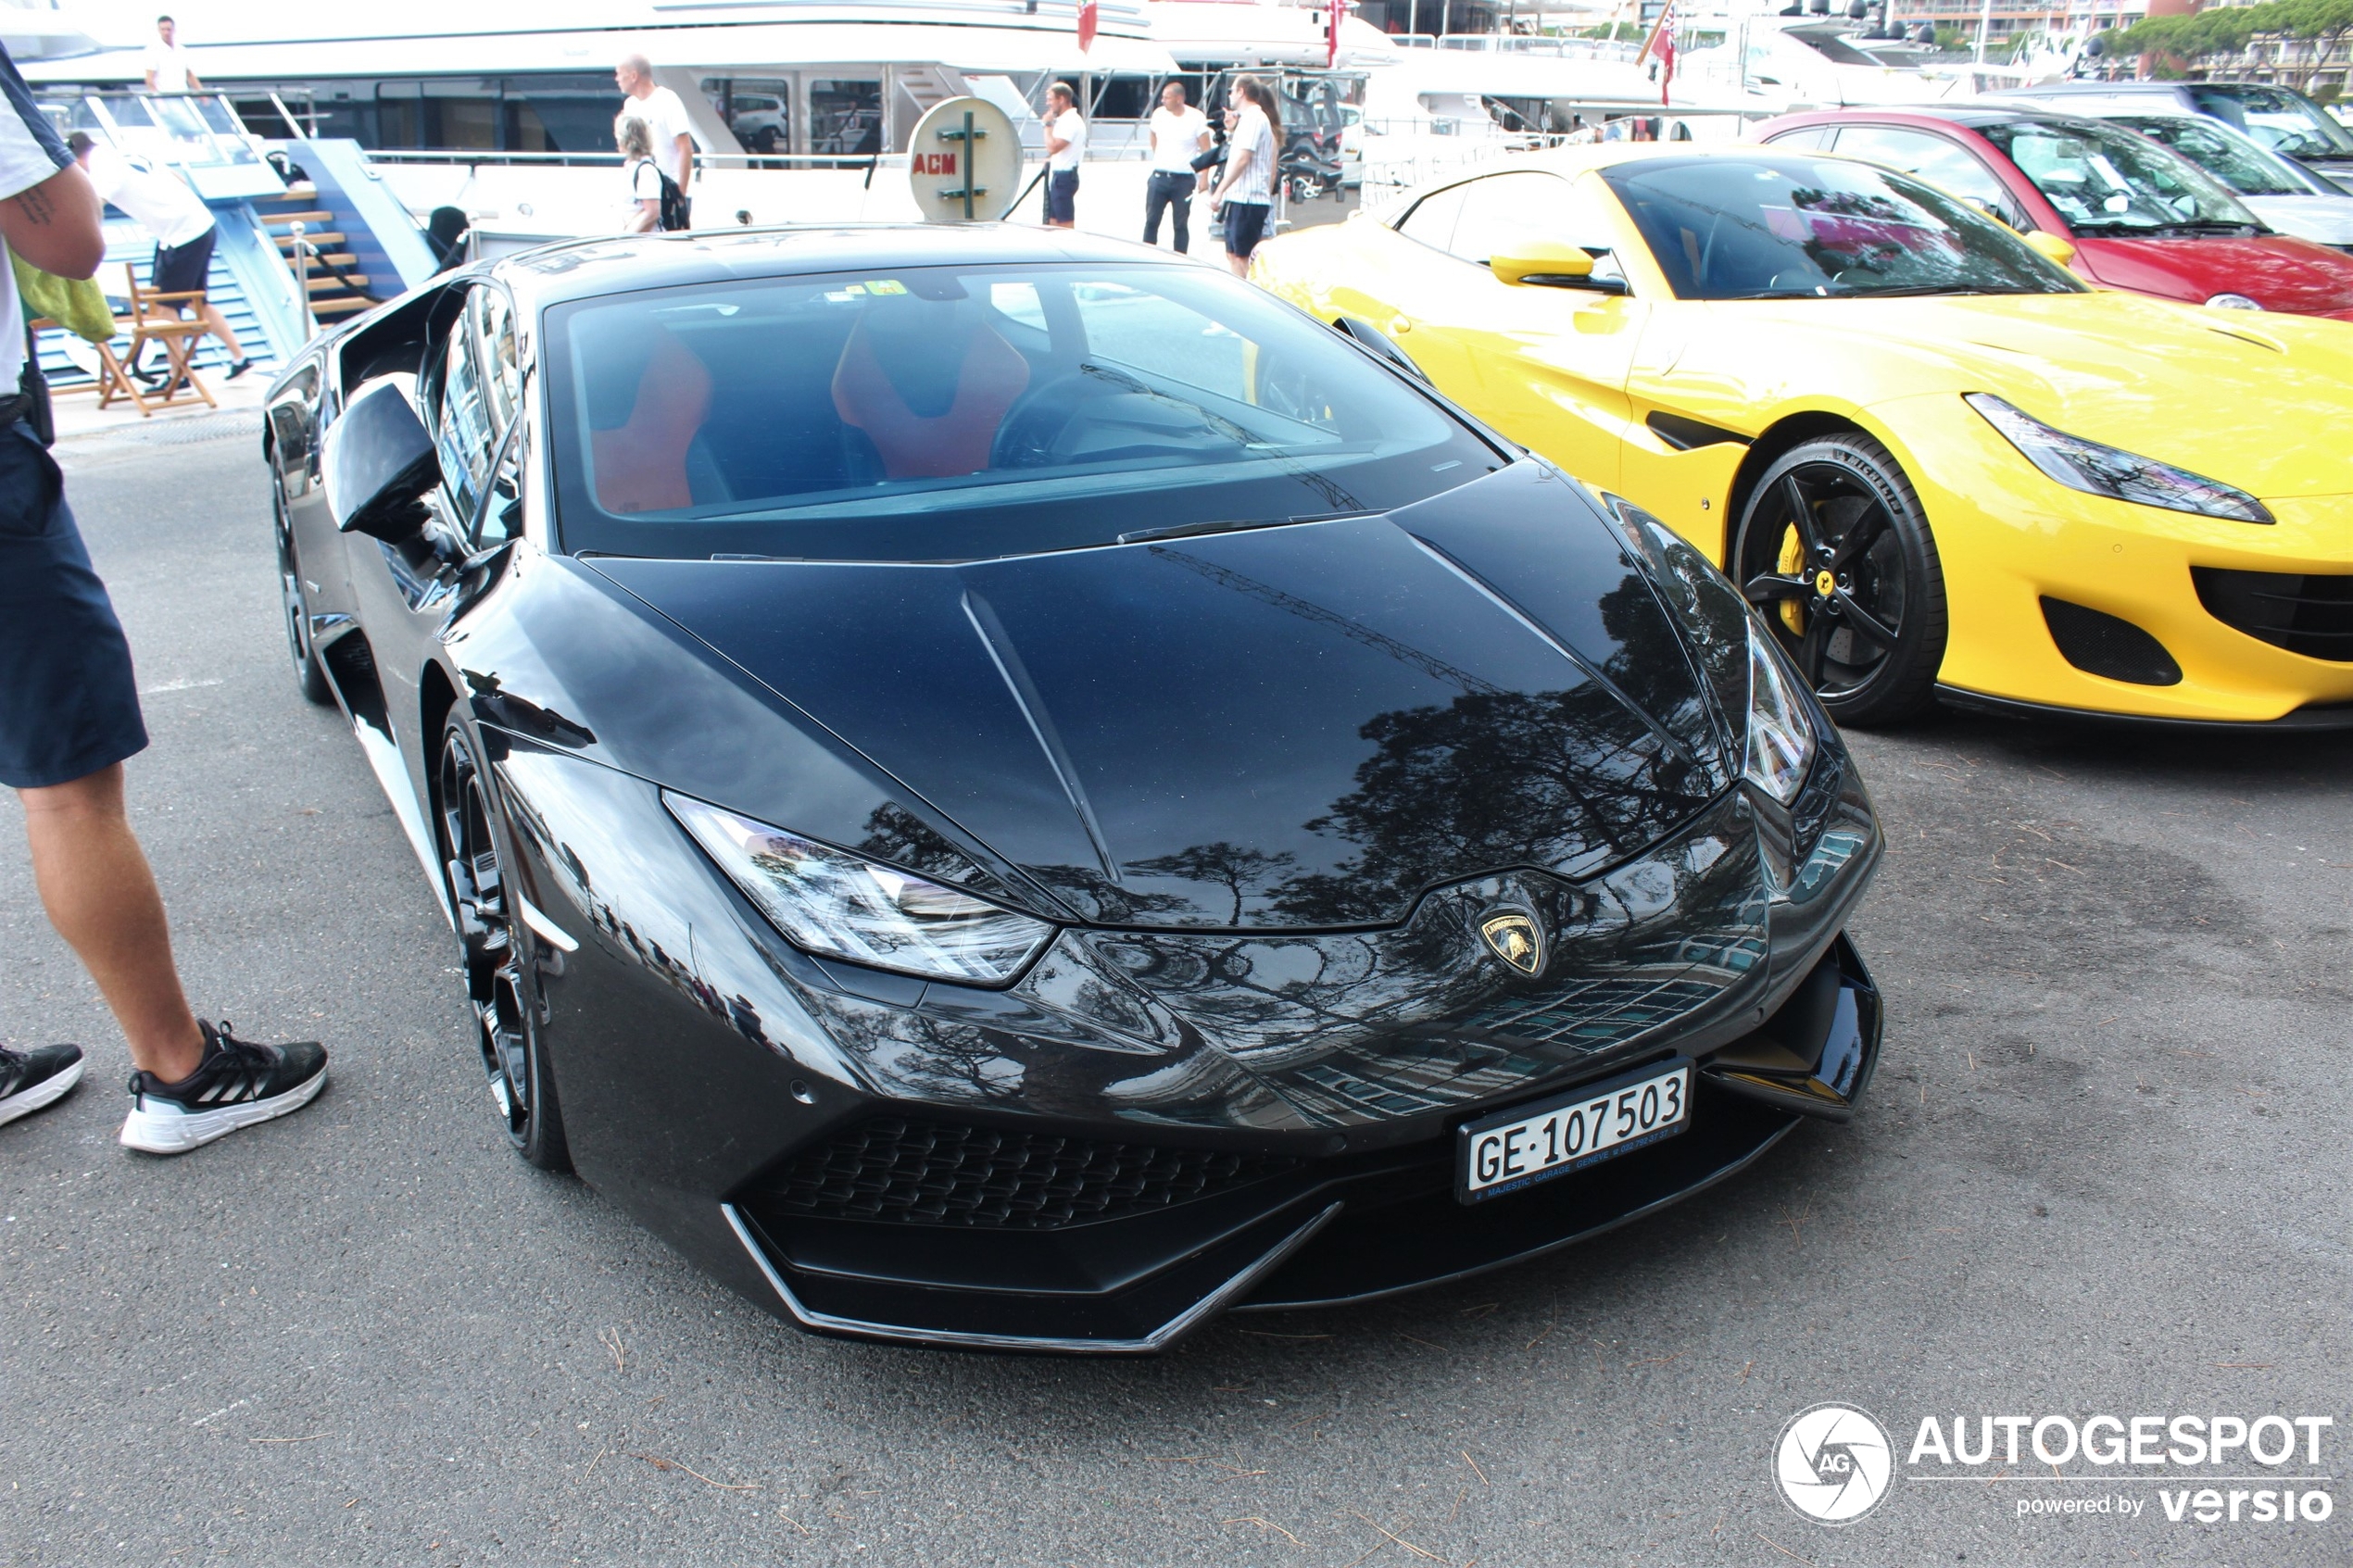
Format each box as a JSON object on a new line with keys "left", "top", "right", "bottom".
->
{"left": 619, "top": 118, "right": 662, "bottom": 234}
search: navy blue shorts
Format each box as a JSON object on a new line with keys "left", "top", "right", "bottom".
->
{"left": 1045, "top": 169, "right": 1079, "bottom": 223}
{"left": 151, "top": 224, "right": 217, "bottom": 297}
{"left": 1223, "top": 200, "right": 1271, "bottom": 259}
{"left": 0, "top": 422, "right": 146, "bottom": 789}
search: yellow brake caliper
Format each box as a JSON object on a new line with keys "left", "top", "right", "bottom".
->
{"left": 1777, "top": 525, "right": 1806, "bottom": 636}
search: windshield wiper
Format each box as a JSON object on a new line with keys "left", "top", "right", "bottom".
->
{"left": 1115, "top": 511, "right": 1371, "bottom": 546}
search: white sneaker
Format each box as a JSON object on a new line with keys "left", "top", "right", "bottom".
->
{"left": 0, "top": 1043, "right": 84, "bottom": 1126}
{"left": 120, "top": 1021, "right": 328, "bottom": 1156}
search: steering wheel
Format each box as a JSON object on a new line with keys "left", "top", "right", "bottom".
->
{"left": 989, "top": 371, "right": 1096, "bottom": 470}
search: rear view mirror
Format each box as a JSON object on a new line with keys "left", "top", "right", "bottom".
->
{"left": 2021, "top": 230, "right": 2078, "bottom": 269}
{"left": 1491, "top": 242, "right": 1629, "bottom": 294}
{"left": 325, "top": 378, "right": 442, "bottom": 543}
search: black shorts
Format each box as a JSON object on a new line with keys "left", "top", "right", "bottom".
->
{"left": 150, "top": 224, "right": 217, "bottom": 296}
{"left": 1045, "top": 169, "right": 1079, "bottom": 223}
{"left": 1223, "top": 200, "right": 1271, "bottom": 259}
{"left": 0, "top": 422, "right": 146, "bottom": 789}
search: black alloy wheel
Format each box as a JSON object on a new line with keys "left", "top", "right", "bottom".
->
{"left": 436, "top": 716, "right": 571, "bottom": 1172}
{"left": 273, "top": 475, "right": 334, "bottom": 706}
{"left": 1730, "top": 433, "right": 1948, "bottom": 727}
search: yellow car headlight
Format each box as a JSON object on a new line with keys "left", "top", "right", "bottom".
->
{"left": 1966, "top": 394, "right": 2273, "bottom": 525}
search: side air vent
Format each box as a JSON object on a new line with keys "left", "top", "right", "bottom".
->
{"left": 2040, "top": 597, "right": 2182, "bottom": 686}
{"left": 771, "top": 1119, "right": 1302, "bottom": 1229}
{"left": 2192, "top": 569, "right": 2353, "bottom": 663}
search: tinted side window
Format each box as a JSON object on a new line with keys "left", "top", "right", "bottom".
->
{"left": 474, "top": 286, "right": 522, "bottom": 438}
{"left": 1395, "top": 183, "right": 1467, "bottom": 251}
{"left": 1831, "top": 125, "right": 2030, "bottom": 229}
{"left": 1764, "top": 126, "right": 1833, "bottom": 152}
{"left": 1447, "top": 169, "right": 1632, "bottom": 288}
{"left": 267, "top": 362, "right": 321, "bottom": 488}
{"left": 433, "top": 299, "right": 494, "bottom": 523}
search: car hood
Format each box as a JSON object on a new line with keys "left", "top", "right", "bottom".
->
{"left": 2241, "top": 194, "right": 2353, "bottom": 247}
{"left": 1707, "top": 292, "right": 2353, "bottom": 501}
{"left": 2070, "top": 233, "right": 2353, "bottom": 319}
{"left": 587, "top": 462, "right": 1730, "bottom": 931}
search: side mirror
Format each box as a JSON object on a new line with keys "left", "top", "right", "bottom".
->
{"left": 324, "top": 378, "right": 442, "bottom": 543}
{"left": 1490, "top": 241, "right": 1629, "bottom": 294}
{"left": 1332, "top": 314, "right": 1430, "bottom": 381}
{"left": 2021, "top": 230, "right": 2078, "bottom": 269}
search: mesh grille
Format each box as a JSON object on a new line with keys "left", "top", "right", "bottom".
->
{"left": 2040, "top": 597, "right": 2183, "bottom": 686}
{"left": 2194, "top": 569, "right": 2353, "bottom": 663}
{"left": 773, "top": 1120, "right": 1302, "bottom": 1229}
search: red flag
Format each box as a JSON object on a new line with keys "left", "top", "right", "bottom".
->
{"left": 1327, "top": 0, "right": 1342, "bottom": 68}
{"left": 1636, "top": 1, "right": 1677, "bottom": 106}
{"left": 1078, "top": 0, "right": 1099, "bottom": 51}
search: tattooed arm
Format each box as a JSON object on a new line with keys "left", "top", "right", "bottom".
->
{"left": 0, "top": 163, "right": 103, "bottom": 280}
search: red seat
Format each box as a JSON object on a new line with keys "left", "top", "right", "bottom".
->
{"left": 831, "top": 311, "right": 1029, "bottom": 481}
{"left": 591, "top": 332, "right": 713, "bottom": 515}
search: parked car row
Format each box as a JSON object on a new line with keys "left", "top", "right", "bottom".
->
{"left": 1250, "top": 98, "right": 2353, "bottom": 732}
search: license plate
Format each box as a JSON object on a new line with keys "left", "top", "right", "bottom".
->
{"left": 1456, "top": 1059, "right": 1692, "bottom": 1204}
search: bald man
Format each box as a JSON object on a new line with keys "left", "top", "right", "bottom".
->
{"left": 614, "top": 54, "right": 695, "bottom": 229}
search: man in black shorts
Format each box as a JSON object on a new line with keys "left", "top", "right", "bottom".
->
{"left": 0, "top": 46, "right": 323, "bottom": 1149}
{"left": 69, "top": 131, "right": 252, "bottom": 381}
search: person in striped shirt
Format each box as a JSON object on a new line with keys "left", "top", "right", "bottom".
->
{"left": 1212, "top": 75, "right": 1280, "bottom": 278}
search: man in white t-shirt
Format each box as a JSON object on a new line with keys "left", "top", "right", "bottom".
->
{"left": 142, "top": 16, "right": 200, "bottom": 94}
{"left": 1042, "top": 82, "right": 1085, "bottom": 230}
{"left": 70, "top": 133, "right": 250, "bottom": 379}
{"left": 614, "top": 53, "right": 697, "bottom": 229}
{"left": 1142, "top": 81, "right": 1211, "bottom": 254}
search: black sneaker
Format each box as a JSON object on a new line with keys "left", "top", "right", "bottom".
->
{"left": 224, "top": 358, "right": 253, "bottom": 381}
{"left": 0, "top": 1043, "right": 85, "bottom": 1127}
{"left": 120, "top": 1021, "right": 327, "bottom": 1155}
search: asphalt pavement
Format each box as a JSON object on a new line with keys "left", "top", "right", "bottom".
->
{"left": 3, "top": 421, "right": 2347, "bottom": 1567}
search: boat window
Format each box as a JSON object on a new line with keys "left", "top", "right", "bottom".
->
{"left": 1827, "top": 125, "right": 2032, "bottom": 230}
{"left": 1979, "top": 118, "right": 2259, "bottom": 235}
{"left": 700, "top": 77, "right": 791, "bottom": 156}
{"left": 1601, "top": 153, "right": 2088, "bottom": 301}
{"left": 809, "top": 79, "right": 882, "bottom": 158}
{"left": 540, "top": 262, "right": 1504, "bottom": 563}
{"left": 1394, "top": 183, "right": 1467, "bottom": 251}
{"left": 1447, "top": 170, "right": 1631, "bottom": 289}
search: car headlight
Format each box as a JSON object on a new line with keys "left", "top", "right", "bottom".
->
{"left": 1743, "top": 621, "right": 1816, "bottom": 807}
{"left": 1965, "top": 394, "right": 2273, "bottom": 524}
{"left": 2204, "top": 292, "right": 2264, "bottom": 310}
{"left": 664, "top": 792, "right": 1054, "bottom": 985}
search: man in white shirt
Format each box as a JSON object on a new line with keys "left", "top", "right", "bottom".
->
{"left": 0, "top": 41, "right": 332, "bottom": 1151}
{"left": 1142, "top": 81, "right": 1211, "bottom": 254}
{"left": 1042, "top": 82, "right": 1085, "bottom": 230}
{"left": 614, "top": 53, "right": 698, "bottom": 229}
{"left": 142, "top": 16, "right": 200, "bottom": 94}
{"left": 69, "top": 133, "right": 249, "bottom": 379}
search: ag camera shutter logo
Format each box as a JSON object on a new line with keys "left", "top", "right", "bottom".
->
{"left": 1775, "top": 1403, "right": 1894, "bottom": 1524}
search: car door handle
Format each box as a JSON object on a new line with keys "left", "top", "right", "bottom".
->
{"left": 1389, "top": 315, "right": 1413, "bottom": 334}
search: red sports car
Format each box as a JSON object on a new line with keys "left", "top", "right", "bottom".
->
{"left": 1755, "top": 105, "right": 2353, "bottom": 320}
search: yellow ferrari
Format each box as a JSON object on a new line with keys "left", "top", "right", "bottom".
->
{"left": 1252, "top": 144, "right": 2353, "bottom": 727}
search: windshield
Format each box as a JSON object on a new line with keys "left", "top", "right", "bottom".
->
{"left": 2189, "top": 84, "right": 2353, "bottom": 158}
{"left": 543, "top": 263, "right": 1501, "bottom": 562}
{"left": 2118, "top": 115, "right": 2318, "bottom": 196}
{"left": 1599, "top": 154, "right": 2086, "bottom": 301}
{"left": 1980, "top": 119, "right": 2262, "bottom": 235}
